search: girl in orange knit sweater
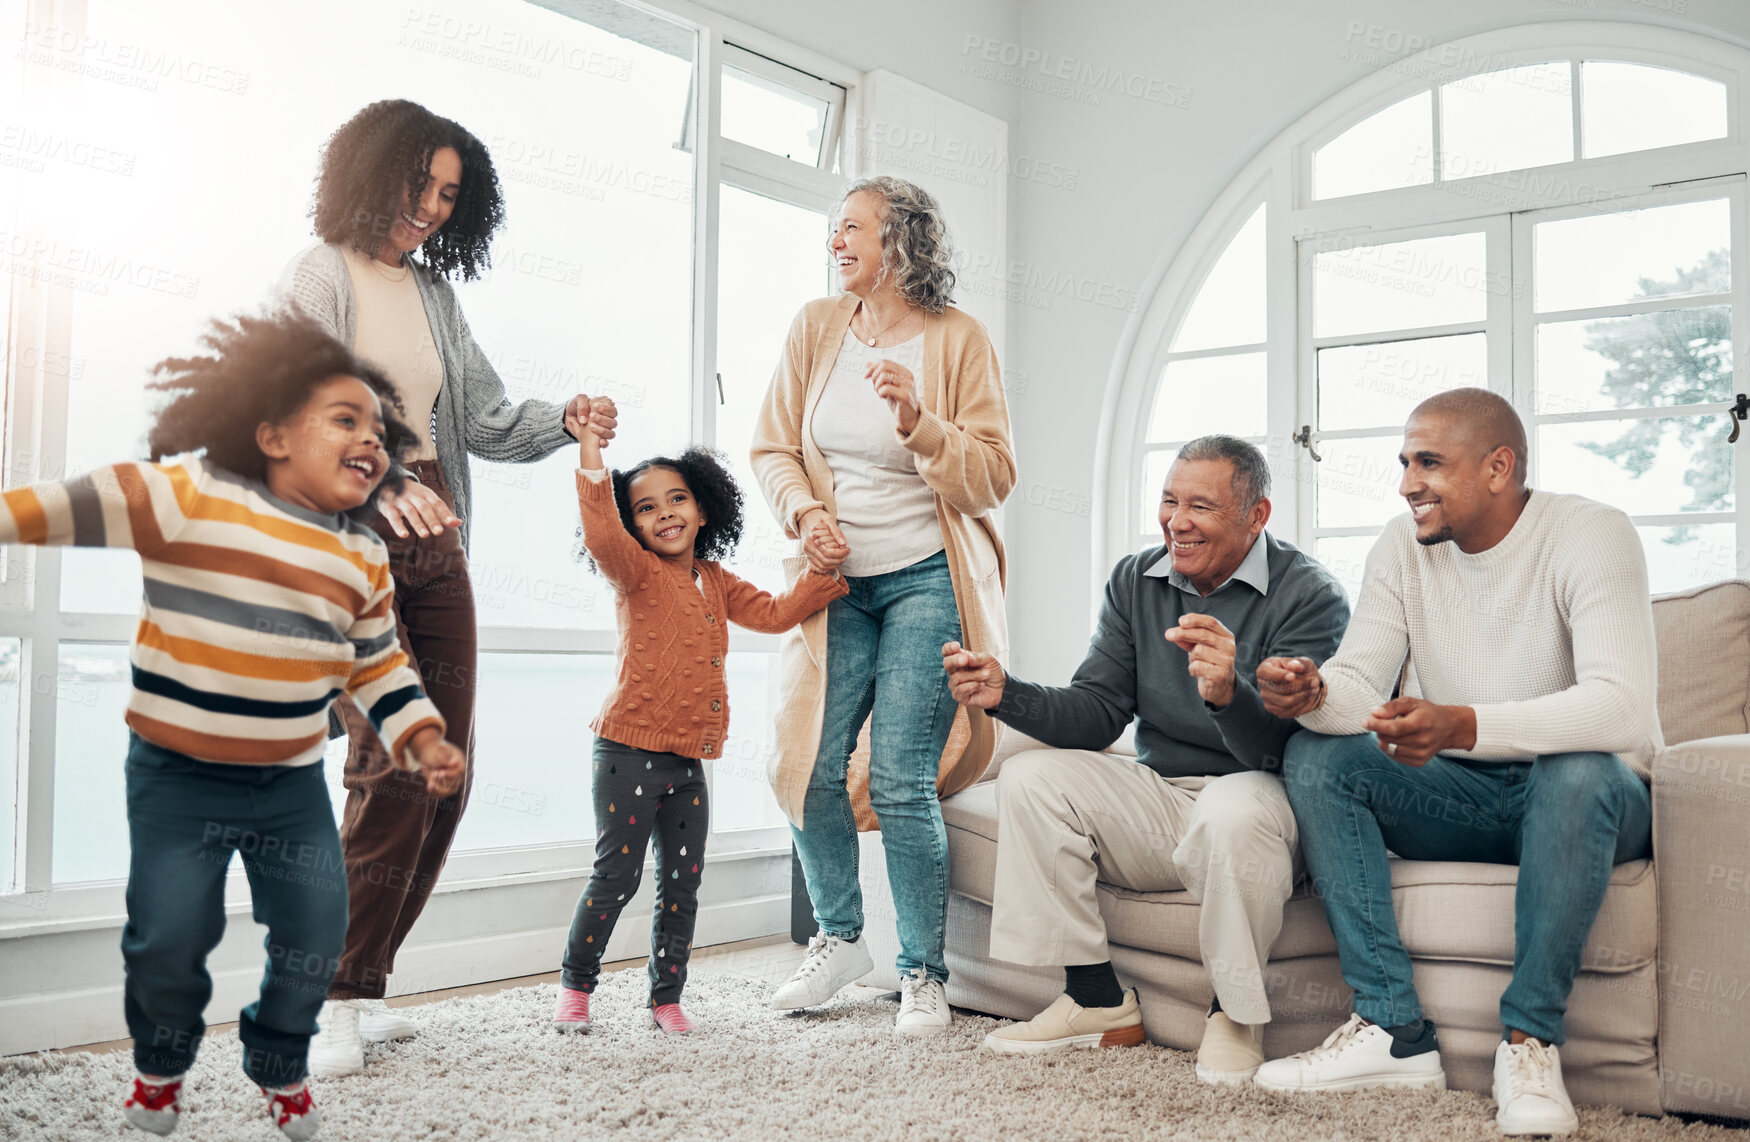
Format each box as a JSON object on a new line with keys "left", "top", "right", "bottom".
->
{"left": 555, "top": 399, "right": 847, "bottom": 1034}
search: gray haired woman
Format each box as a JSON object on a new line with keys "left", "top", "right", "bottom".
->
{"left": 751, "top": 176, "right": 1016, "bottom": 1033}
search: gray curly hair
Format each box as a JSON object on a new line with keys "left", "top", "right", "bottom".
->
{"left": 837, "top": 176, "right": 958, "bottom": 313}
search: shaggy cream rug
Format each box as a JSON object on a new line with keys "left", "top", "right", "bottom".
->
{"left": 3, "top": 972, "right": 1747, "bottom": 1141}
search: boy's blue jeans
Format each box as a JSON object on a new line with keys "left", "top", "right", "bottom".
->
{"left": 792, "top": 550, "right": 962, "bottom": 982}
{"left": 122, "top": 733, "right": 348, "bottom": 1086}
{"left": 1283, "top": 730, "right": 1651, "bottom": 1044}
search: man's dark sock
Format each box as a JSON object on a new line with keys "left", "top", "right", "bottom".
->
{"left": 1064, "top": 962, "right": 1124, "bottom": 1008}
{"left": 1382, "top": 1017, "right": 1438, "bottom": 1058}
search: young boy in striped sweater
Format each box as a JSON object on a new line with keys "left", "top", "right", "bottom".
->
{"left": 0, "top": 313, "right": 464, "bottom": 1139}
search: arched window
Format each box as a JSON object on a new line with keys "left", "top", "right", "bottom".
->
{"left": 1106, "top": 24, "right": 1749, "bottom": 599}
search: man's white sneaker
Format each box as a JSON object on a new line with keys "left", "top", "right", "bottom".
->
{"left": 894, "top": 969, "right": 952, "bottom": 1036}
{"left": 1254, "top": 1013, "right": 1446, "bottom": 1093}
{"left": 355, "top": 999, "right": 417, "bottom": 1043}
{"left": 1494, "top": 1038, "right": 1578, "bottom": 1137}
{"left": 306, "top": 1001, "right": 364, "bottom": 1078}
{"left": 770, "top": 933, "right": 873, "bottom": 1011}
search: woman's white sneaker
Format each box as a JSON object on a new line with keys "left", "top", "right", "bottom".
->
{"left": 1494, "top": 1038, "right": 1578, "bottom": 1136}
{"left": 894, "top": 968, "right": 952, "bottom": 1036}
{"left": 770, "top": 933, "right": 873, "bottom": 1011}
{"left": 1254, "top": 1013, "right": 1447, "bottom": 1093}
{"left": 306, "top": 1001, "right": 364, "bottom": 1078}
{"left": 355, "top": 999, "right": 417, "bottom": 1043}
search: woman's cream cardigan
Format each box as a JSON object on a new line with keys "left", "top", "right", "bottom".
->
{"left": 751, "top": 293, "right": 1017, "bottom": 829}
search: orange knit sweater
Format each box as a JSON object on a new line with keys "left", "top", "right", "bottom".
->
{"left": 576, "top": 469, "right": 848, "bottom": 760}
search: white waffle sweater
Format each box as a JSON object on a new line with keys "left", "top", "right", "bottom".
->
{"left": 1300, "top": 491, "right": 1663, "bottom": 780}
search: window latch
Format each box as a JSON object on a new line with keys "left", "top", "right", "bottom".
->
{"left": 716, "top": 372, "right": 725, "bottom": 406}
{"left": 1293, "top": 424, "right": 1323, "bottom": 462}
{"left": 1727, "top": 393, "right": 1748, "bottom": 445}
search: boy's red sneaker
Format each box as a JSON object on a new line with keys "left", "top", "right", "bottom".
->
{"left": 261, "top": 1080, "right": 321, "bottom": 1140}
{"left": 123, "top": 1073, "right": 183, "bottom": 1135}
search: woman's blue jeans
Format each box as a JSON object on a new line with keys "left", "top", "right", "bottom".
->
{"left": 1283, "top": 730, "right": 1652, "bottom": 1045}
{"left": 791, "top": 550, "right": 961, "bottom": 982}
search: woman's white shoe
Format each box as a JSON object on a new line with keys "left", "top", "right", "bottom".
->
{"left": 894, "top": 968, "right": 952, "bottom": 1036}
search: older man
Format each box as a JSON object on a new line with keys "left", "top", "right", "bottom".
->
{"left": 942, "top": 435, "right": 1349, "bottom": 1082}
{"left": 1253, "top": 390, "right": 1660, "bottom": 1138}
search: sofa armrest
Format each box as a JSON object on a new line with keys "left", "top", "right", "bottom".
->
{"left": 1652, "top": 735, "right": 1750, "bottom": 1118}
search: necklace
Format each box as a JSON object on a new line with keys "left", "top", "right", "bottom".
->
{"left": 367, "top": 249, "right": 410, "bottom": 283}
{"left": 855, "top": 301, "right": 916, "bottom": 347}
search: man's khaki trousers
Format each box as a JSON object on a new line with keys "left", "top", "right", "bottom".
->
{"left": 988, "top": 748, "right": 1301, "bottom": 1024}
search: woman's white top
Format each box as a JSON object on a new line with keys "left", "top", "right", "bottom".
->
{"left": 807, "top": 328, "right": 943, "bottom": 578}
{"left": 340, "top": 246, "right": 444, "bottom": 462}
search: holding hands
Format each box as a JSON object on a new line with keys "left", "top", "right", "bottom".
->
{"left": 565, "top": 393, "right": 620, "bottom": 468}
{"left": 868, "top": 358, "right": 921, "bottom": 435}
{"left": 407, "top": 726, "right": 467, "bottom": 796}
{"left": 799, "top": 507, "right": 849, "bottom": 575}
{"left": 942, "top": 641, "right": 1005, "bottom": 709}
{"left": 1165, "top": 613, "right": 1237, "bottom": 708}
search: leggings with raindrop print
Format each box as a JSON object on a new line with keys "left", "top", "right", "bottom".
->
{"left": 561, "top": 736, "right": 709, "bottom": 1005}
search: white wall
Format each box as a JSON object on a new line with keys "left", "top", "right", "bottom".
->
{"left": 722, "top": 0, "right": 1750, "bottom": 681}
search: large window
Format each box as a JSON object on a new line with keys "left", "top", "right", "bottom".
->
{"left": 1, "top": 0, "right": 849, "bottom": 905}
{"left": 1117, "top": 27, "right": 1749, "bottom": 604}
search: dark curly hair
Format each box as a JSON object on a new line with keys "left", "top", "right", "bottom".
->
{"left": 146, "top": 310, "right": 417, "bottom": 505}
{"left": 581, "top": 446, "right": 746, "bottom": 574}
{"left": 311, "top": 99, "right": 505, "bottom": 281}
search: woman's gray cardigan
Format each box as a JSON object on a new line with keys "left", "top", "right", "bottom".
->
{"left": 278, "top": 241, "right": 574, "bottom": 553}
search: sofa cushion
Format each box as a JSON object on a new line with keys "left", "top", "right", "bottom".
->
{"left": 942, "top": 782, "right": 1657, "bottom": 971}
{"left": 1652, "top": 579, "right": 1750, "bottom": 745}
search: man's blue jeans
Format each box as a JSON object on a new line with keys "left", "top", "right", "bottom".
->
{"left": 122, "top": 733, "right": 349, "bottom": 1086}
{"left": 792, "top": 550, "right": 961, "bottom": 982}
{"left": 1283, "top": 730, "right": 1651, "bottom": 1045}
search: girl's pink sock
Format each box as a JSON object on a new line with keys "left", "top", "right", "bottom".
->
{"left": 651, "top": 1002, "right": 694, "bottom": 1035}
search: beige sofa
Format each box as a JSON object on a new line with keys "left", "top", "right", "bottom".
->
{"left": 854, "top": 579, "right": 1750, "bottom": 1119}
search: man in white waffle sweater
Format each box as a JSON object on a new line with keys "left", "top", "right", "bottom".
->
{"left": 1249, "top": 388, "right": 1660, "bottom": 1138}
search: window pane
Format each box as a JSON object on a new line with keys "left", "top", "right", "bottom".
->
{"left": 1314, "top": 535, "right": 1379, "bottom": 603}
{"left": 722, "top": 65, "right": 828, "bottom": 164}
{"left": 716, "top": 187, "right": 829, "bottom": 596}
{"left": 43, "top": 0, "right": 696, "bottom": 619}
{"left": 714, "top": 652, "right": 784, "bottom": 832}
{"left": 1318, "top": 333, "right": 1487, "bottom": 431}
{"left": 1538, "top": 416, "right": 1732, "bottom": 516}
{"left": 1312, "top": 92, "right": 1432, "bottom": 200}
{"left": 1582, "top": 62, "right": 1728, "bottom": 160}
{"left": 1148, "top": 353, "right": 1267, "bottom": 443}
{"left": 1315, "top": 435, "right": 1405, "bottom": 529}
{"left": 1171, "top": 205, "right": 1265, "bottom": 352}
{"left": 1534, "top": 198, "right": 1729, "bottom": 313}
{"left": 1639, "top": 523, "right": 1736, "bottom": 595}
{"left": 1439, "top": 63, "right": 1573, "bottom": 179}
{"left": 53, "top": 643, "right": 131, "bottom": 884}
{"left": 452, "top": 654, "right": 604, "bottom": 853}
{"left": 1536, "top": 307, "right": 1731, "bottom": 417}
{"left": 0, "top": 640, "right": 19, "bottom": 893}
{"left": 1312, "top": 232, "right": 1488, "bottom": 338}
{"left": 1140, "top": 449, "right": 1177, "bottom": 536}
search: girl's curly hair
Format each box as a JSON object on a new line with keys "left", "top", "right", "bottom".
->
{"left": 581, "top": 446, "right": 746, "bottom": 574}
{"left": 311, "top": 99, "right": 505, "bottom": 281}
{"left": 146, "top": 310, "right": 417, "bottom": 504}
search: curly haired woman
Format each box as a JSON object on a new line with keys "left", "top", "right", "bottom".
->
{"left": 752, "top": 177, "right": 1016, "bottom": 1035}
{"left": 276, "top": 99, "right": 607, "bottom": 1077}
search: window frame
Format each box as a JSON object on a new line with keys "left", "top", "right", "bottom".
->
{"left": 1102, "top": 21, "right": 1750, "bottom": 611}
{"left": 0, "top": 0, "right": 861, "bottom": 925}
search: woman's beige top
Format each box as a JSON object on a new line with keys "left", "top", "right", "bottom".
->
{"left": 340, "top": 246, "right": 444, "bottom": 462}
{"left": 752, "top": 293, "right": 1017, "bottom": 829}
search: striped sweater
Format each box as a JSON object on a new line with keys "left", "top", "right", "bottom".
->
{"left": 0, "top": 456, "right": 445, "bottom": 768}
